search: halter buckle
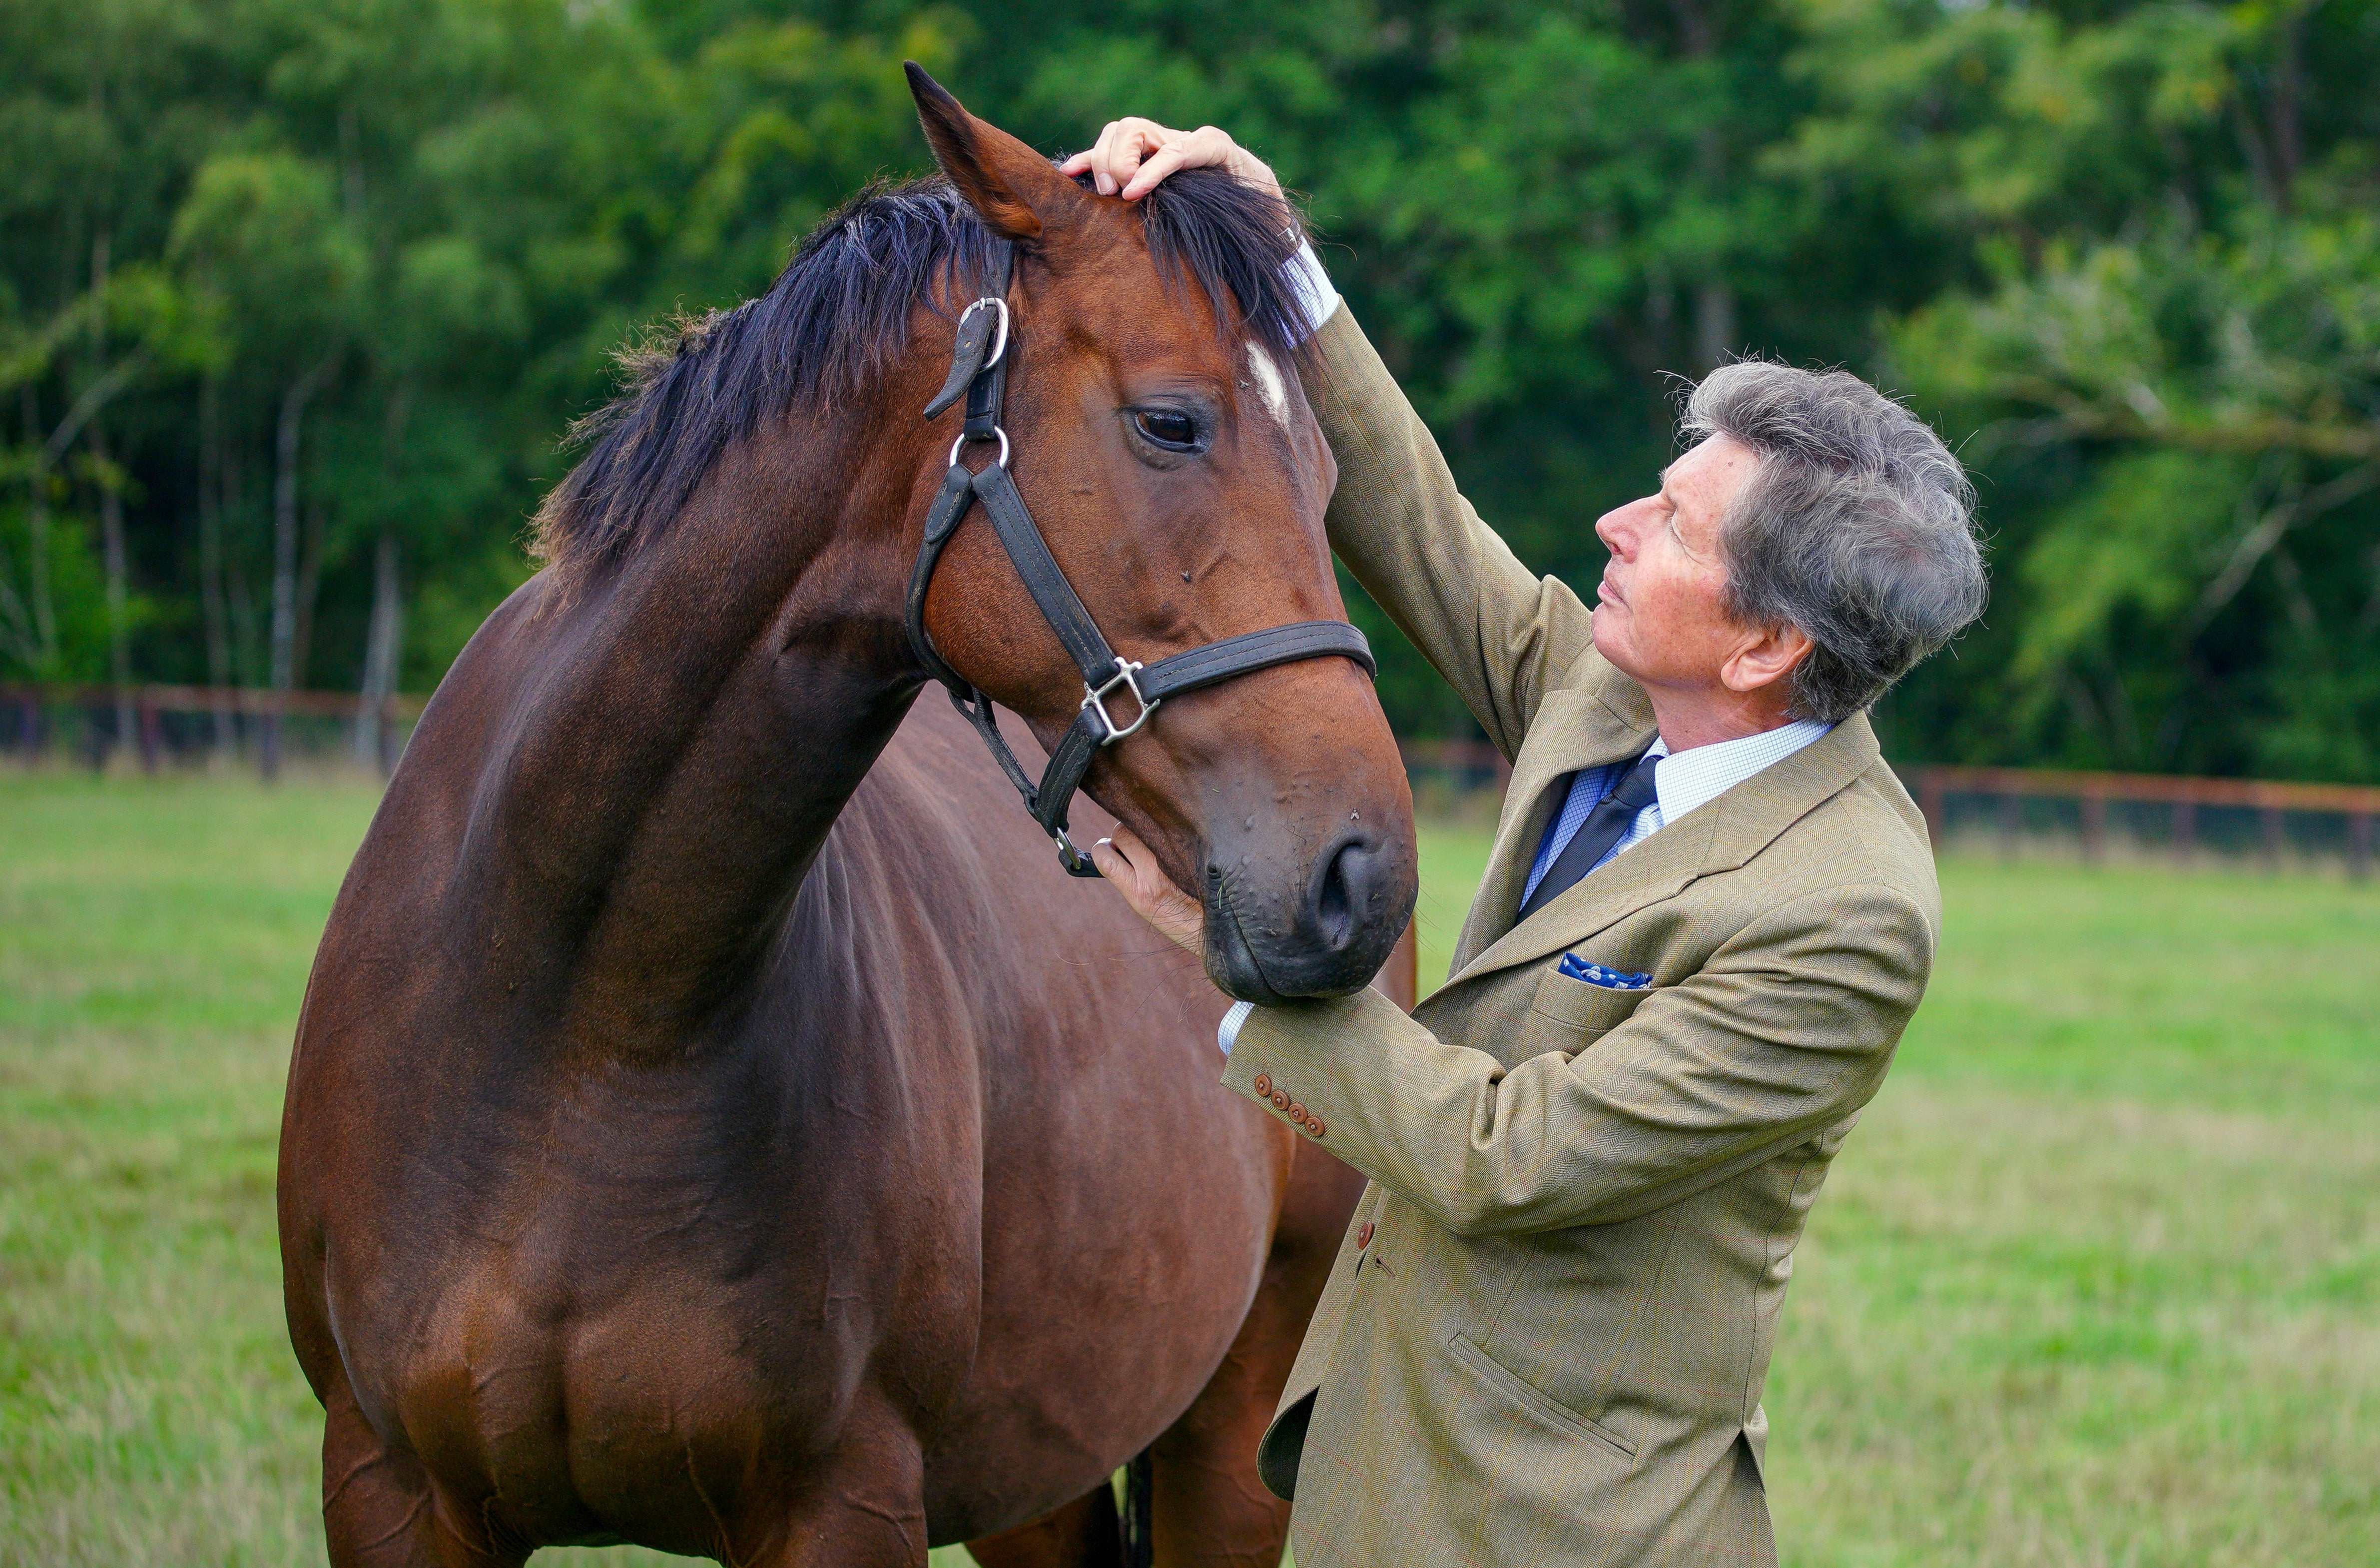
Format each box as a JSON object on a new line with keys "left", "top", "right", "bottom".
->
{"left": 1082, "top": 657, "right": 1158, "bottom": 745}
{"left": 959, "top": 296, "right": 1010, "bottom": 371}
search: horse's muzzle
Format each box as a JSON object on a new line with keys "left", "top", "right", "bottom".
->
{"left": 1204, "top": 825, "right": 1416, "bottom": 1004}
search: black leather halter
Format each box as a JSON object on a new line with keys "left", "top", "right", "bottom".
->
{"left": 905, "top": 239, "right": 1377, "bottom": 877}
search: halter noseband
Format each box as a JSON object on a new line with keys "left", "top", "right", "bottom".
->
{"left": 904, "top": 239, "right": 1377, "bottom": 877}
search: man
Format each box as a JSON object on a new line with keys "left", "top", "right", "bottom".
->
{"left": 1072, "top": 122, "right": 1987, "bottom": 1565}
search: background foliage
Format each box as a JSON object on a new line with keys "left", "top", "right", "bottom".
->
{"left": 5, "top": 0, "right": 2376, "bottom": 776}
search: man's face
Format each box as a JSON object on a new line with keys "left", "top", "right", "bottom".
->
{"left": 1590, "top": 434, "right": 1762, "bottom": 694}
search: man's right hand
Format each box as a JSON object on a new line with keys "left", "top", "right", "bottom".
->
{"left": 1059, "top": 118, "right": 1281, "bottom": 202}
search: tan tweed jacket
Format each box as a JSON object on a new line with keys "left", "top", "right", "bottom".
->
{"left": 1221, "top": 308, "right": 1941, "bottom": 1567}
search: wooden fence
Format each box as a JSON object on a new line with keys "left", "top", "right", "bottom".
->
{"left": 1401, "top": 738, "right": 2378, "bottom": 878}
{"left": 2, "top": 682, "right": 426, "bottom": 778}
{"left": 10, "top": 693, "right": 2373, "bottom": 877}
{"left": 1908, "top": 764, "right": 2377, "bottom": 876}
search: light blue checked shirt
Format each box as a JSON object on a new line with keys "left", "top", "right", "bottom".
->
{"left": 1218, "top": 718, "right": 1833, "bottom": 1054}
{"left": 1517, "top": 718, "right": 1834, "bottom": 908}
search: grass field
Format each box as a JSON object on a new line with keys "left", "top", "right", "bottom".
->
{"left": 2, "top": 772, "right": 2375, "bottom": 1566}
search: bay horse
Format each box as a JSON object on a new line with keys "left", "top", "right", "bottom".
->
{"left": 277, "top": 68, "right": 1417, "bottom": 1568}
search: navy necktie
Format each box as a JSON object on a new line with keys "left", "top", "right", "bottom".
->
{"left": 1517, "top": 753, "right": 1662, "bottom": 922}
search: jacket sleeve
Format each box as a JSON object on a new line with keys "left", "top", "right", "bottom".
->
{"left": 1300, "top": 306, "right": 1601, "bottom": 761}
{"left": 1220, "top": 882, "right": 1934, "bottom": 1234}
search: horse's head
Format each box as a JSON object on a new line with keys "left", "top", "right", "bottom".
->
{"left": 904, "top": 69, "right": 1417, "bottom": 1004}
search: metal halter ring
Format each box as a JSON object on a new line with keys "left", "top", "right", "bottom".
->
{"left": 959, "top": 296, "right": 1010, "bottom": 370}
{"left": 1082, "top": 657, "right": 1158, "bottom": 745}
{"left": 1051, "top": 825, "right": 1094, "bottom": 873}
{"left": 950, "top": 426, "right": 1011, "bottom": 470}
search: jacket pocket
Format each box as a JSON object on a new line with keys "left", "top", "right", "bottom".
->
{"left": 1527, "top": 969, "right": 1656, "bottom": 1037}
{"left": 1447, "top": 1333, "right": 1635, "bottom": 1459}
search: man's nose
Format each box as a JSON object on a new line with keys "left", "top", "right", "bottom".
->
{"left": 1595, "top": 503, "right": 1635, "bottom": 557}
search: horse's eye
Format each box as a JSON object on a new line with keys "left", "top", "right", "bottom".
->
{"left": 1133, "top": 409, "right": 1199, "bottom": 450}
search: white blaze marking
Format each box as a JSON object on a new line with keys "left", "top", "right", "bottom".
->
{"left": 1245, "top": 342, "right": 1289, "bottom": 427}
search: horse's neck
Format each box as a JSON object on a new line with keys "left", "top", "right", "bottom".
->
{"left": 459, "top": 405, "right": 926, "bottom": 1052}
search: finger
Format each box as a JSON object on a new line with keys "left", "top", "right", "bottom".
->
{"left": 1076, "top": 121, "right": 1119, "bottom": 194}
{"left": 1091, "top": 118, "right": 1182, "bottom": 197}
{"left": 1121, "top": 126, "right": 1239, "bottom": 197}
{"left": 1062, "top": 122, "right": 1131, "bottom": 177}
{"left": 1120, "top": 144, "right": 1191, "bottom": 199}
{"left": 1101, "top": 124, "right": 1167, "bottom": 198}
{"left": 1093, "top": 830, "right": 1205, "bottom": 951}
{"left": 1091, "top": 829, "right": 1155, "bottom": 898}
{"left": 1087, "top": 121, "right": 1127, "bottom": 196}
{"left": 1185, "top": 125, "right": 1237, "bottom": 165}
{"left": 1100, "top": 825, "right": 1158, "bottom": 883}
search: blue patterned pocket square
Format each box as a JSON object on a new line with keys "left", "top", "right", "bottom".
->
{"left": 1556, "top": 952, "right": 1652, "bottom": 989}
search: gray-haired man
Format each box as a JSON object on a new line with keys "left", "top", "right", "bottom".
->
{"left": 1077, "top": 121, "right": 1986, "bottom": 1567}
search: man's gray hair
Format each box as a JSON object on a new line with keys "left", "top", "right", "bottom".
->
{"left": 1684, "top": 361, "right": 1987, "bottom": 724}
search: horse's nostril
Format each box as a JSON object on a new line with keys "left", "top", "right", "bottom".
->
{"left": 1313, "top": 834, "right": 1378, "bottom": 952}
{"left": 1209, "top": 822, "right": 1411, "bottom": 1002}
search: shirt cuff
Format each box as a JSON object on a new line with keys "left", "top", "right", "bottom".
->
{"left": 1217, "top": 999, "right": 1256, "bottom": 1056}
{"left": 1283, "top": 239, "right": 1341, "bottom": 343}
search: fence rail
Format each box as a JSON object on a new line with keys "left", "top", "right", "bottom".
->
{"left": 3, "top": 682, "right": 426, "bottom": 777}
{"left": 1401, "top": 738, "right": 2377, "bottom": 877}
{"left": 1909, "top": 764, "right": 2376, "bottom": 875}
{"left": 11, "top": 697, "right": 2375, "bottom": 876}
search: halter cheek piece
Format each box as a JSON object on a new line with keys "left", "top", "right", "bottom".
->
{"left": 905, "top": 239, "right": 1377, "bottom": 877}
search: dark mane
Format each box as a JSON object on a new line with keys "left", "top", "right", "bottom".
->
{"left": 535, "top": 169, "right": 1314, "bottom": 568}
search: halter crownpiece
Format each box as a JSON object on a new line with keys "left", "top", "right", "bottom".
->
{"left": 905, "top": 238, "right": 1377, "bottom": 877}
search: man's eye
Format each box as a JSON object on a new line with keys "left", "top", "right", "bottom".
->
{"left": 1134, "top": 410, "right": 1199, "bottom": 450}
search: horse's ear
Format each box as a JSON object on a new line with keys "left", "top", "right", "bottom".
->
{"left": 906, "top": 63, "right": 1082, "bottom": 243}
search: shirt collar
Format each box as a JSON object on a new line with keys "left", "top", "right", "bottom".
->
{"left": 1645, "top": 718, "right": 1834, "bottom": 826}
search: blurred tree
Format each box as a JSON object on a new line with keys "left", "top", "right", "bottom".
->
{"left": 0, "top": 0, "right": 2372, "bottom": 779}
{"left": 1784, "top": 0, "right": 2380, "bottom": 776}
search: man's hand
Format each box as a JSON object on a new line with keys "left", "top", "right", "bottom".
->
{"left": 1060, "top": 118, "right": 1280, "bottom": 202}
{"left": 1090, "top": 827, "right": 1206, "bottom": 955}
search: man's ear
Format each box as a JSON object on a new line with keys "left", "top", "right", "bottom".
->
{"left": 1721, "top": 621, "right": 1816, "bottom": 696}
{"left": 906, "top": 63, "right": 1086, "bottom": 243}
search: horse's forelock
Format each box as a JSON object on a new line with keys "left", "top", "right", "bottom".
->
{"left": 535, "top": 168, "right": 1314, "bottom": 572}
{"left": 1131, "top": 168, "right": 1313, "bottom": 365}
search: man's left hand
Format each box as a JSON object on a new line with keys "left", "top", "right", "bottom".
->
{"left": 1090, "top": 827, "right": 1206, "bottom": 955}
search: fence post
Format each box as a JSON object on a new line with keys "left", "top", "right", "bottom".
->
{"left": 2350, "top": 813, "right": 2372, "bottom": 882}
{"left": 2080, "top": 792, "right": 2106, "bottom": 864}
{"left": 137, "top": 693, "right": 161, "bottom": 774}
{"left": 2260, "top": 806, "right": 2285, "bottom": 872}
{"left": 259, "top": 695, "right": 281, "bottom": 783}
{"left": 2172, "top": 799, "right": 2195, "bottom": 867}
{"left": 376, "top": 694, "right": 399, "bottom": 778}
{"left": 1918, "top": 770, "right": 1946, "bottom": 848}
{"left": 1372, "top": 921, "right": 1419, "bottom": 1012}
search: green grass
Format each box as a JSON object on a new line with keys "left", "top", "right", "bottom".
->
{"left": 3, "top": 774, "right": 2375, "bottom": 1566}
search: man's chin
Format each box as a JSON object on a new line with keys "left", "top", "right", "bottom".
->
{"left": 1589, "top": 606, "right": 1635, "bottom": 675}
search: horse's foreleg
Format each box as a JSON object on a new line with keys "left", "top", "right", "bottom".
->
{"left": 965, "top": 1484, "right": 1125, "bottom": 1568}
{"left": 1149, "top": 1137, "right": 1365, "bottom": 1568}
{"left": 736, "top": 1398, "right": 934, "bottom": 1568}
{"left": 320, "top": 1379, "right": 526, "bottom": 1568}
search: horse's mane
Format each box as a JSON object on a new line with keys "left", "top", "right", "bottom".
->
{"left": 535, "top": 169, "right": 1315, "bottom": 570}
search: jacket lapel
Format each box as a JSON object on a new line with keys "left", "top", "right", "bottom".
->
{"left": 1451, "top": 681, "right": 1657, "bottom": 971}
{"left": 1442, "top": 713, "right": 1885, "bottom": 990}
